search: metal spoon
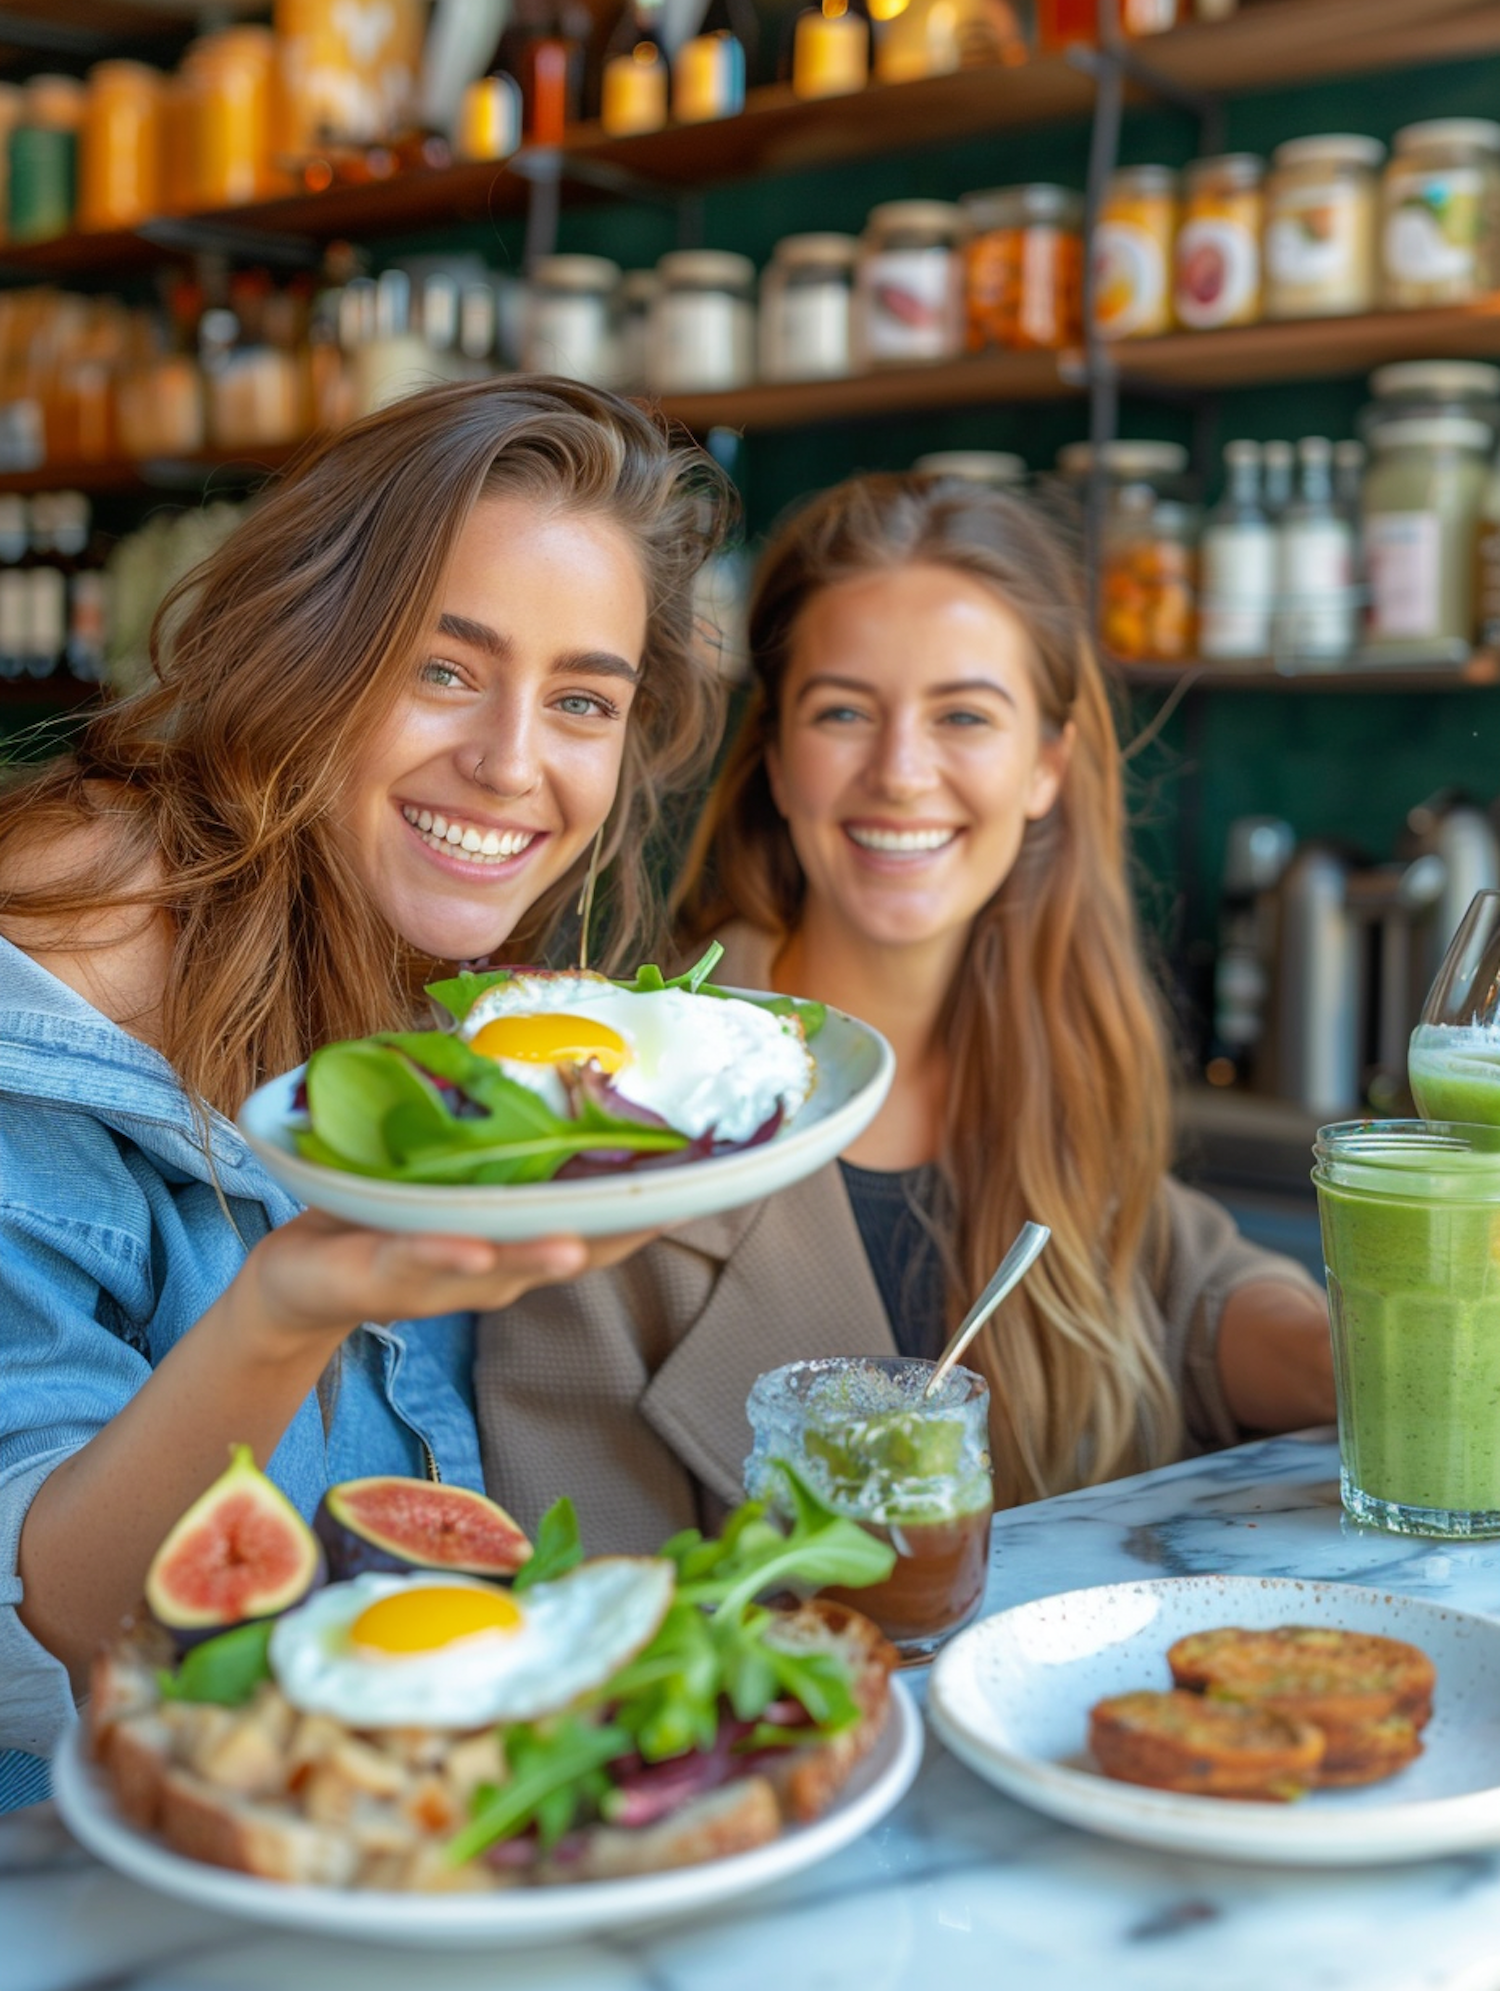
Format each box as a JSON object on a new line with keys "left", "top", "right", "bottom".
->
{"left": 923, "top": 1220, "right": 1051, "bottom": 1399}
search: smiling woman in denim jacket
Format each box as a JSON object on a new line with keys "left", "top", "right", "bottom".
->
{"left": 0, "top": 378, "right": 730, "bottom": 1807}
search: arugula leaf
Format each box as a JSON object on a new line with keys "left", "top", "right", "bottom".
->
{"left": 512, "top": 1497, "right": 582, "bottom": 1594}
{"left": 424, "top": 968, "right": 516, "bottom": 1026}
{"left": 156, "top": 1620, "right": 274, "bottom": 1708}
{"left": 606, "top": 944, "right": 826, "bottom": 1038}
{"left": 679, "top": 1461, "right": 896, "bottom": 1621}
{"left": 446, "top": 1715, "right": 629, "bottom": 1865}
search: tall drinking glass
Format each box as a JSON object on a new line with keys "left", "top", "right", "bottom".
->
{"left": 1409, "top": 888, "right": 1500, "bottom": 1124}
{"left": 1315, "top": 1119, "right": 1500, "bottom": 1537}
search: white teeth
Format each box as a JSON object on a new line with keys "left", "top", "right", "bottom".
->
{"left": 848, "top": 826, "right": 956, "bottom": 853}
{"left": 401, "top": 805, "right": 536, "bottom": 865}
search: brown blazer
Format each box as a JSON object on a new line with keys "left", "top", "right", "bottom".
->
{"left": 474, "top": 928, "right": 1322, "bottom": 1553}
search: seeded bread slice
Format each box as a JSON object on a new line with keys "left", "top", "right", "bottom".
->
{"left": 1089, "top": 1688, "right": 1326, "bottom": 1800}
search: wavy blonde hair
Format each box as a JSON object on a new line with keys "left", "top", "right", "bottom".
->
{"left": 676, "top": 474, "right": 1180, "bottom": 1505}
{"left": 0, "top": 377, "right": 732, "bottom": 1117}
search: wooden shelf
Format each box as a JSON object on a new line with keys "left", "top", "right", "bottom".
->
{"left": 1113, "top": 298, "right": 1500, "bottom": 392}
{"left": 3, "top": 0, "right": 1499, "bottom": 284}
{"left": 659, "top": 350, "right": 1073, "bottom": 432}
{"left": 1120, "top": 652, "right": 1500, "bottom": 692}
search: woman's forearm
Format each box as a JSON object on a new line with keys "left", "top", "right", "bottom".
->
{"left": 1216, "top": 1277, "right": 1336, "bottom": 1434}
{"left": 17, "top": 1281, "right": 350, "bottom": 1690}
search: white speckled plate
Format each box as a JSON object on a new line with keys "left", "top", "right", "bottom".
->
{"left": 52, "top": 1677, "right": 921, "bottom": 1948}
{"left": 236, "top": 997, "right": 893, "bottom": 1240}
{"left": 928, "top": 1575, "right": 1500, "bottom": 1865}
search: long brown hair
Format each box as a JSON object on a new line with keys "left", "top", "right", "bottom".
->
{"left": 0, "top": 377, "right": 732, "bottom": 1116}
{"left": 676, "top": 473, "right": 1180, "bottom": 1504}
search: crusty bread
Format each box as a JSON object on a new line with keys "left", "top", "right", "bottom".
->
{"left": 1089, "top": 1689, "right": 1326, "bottom": 1799}
{"left": 1313, "top": 1713, "right": 1425, "bottom": 1788}
{"left": 84, "top": 1595, "right": 896, "bottom": 1891}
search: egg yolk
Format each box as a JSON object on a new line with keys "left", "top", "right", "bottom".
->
{"left": 470, "top": 1012, "right": 629, "bottom": 1075}
{"left": 350, "top": 1585, "right": 523, "bottom": 1656}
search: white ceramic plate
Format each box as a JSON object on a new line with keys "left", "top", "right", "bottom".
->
{"left": 236, "top": 997, "right": 894, "bottom": 1239}
{"left": 928, "top": 1575, "right": 1500, "bottom": 1866}
{"left": 52, "top": 1677, "right": 921, "bottom": 1948}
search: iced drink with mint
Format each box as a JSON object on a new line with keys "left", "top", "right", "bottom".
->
{"left": 745, "top": 1356, "right": 993, "bottom": 1657}
{"left": 1315, "top": 1119, "right": 1500, "bottom": 1535}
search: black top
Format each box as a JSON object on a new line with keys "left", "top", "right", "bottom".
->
{"left": 837, "top": 1158, "right": 950, "bottom": 1361}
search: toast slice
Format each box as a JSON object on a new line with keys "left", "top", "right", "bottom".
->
{"left": 1089, "top": 1688, "right": 1325, "bottom": 1800}
{"left": 1166, "top": 1626, "right": 1436, "bottom": 1730}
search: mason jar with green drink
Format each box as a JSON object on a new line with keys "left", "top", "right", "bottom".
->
{"left": 744, "top": 1356, "right": 993, "bottom": 1658}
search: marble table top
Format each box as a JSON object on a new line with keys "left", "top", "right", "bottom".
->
{"left": 16, "top": 1428, "right": 1500, "bottom": 1991}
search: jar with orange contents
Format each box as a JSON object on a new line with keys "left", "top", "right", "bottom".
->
{"left": 185, "top": 26, "right": 277, "bottom": 209}
{"left": 1173, "top": 152, "right": 1265, "bottom": 330}
{"left": 1059, "top": 439, "right": 1196, "bottom": 662}
{"left": 962, "top": 183, "right": 1084, "bottom": 351}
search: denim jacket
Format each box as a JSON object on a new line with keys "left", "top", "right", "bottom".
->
{"left": 0, "top": 936, "right": 484, "bottom": 1808}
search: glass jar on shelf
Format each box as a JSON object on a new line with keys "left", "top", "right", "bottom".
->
{"left": 1264, "top": 134, "right": 1384, "bottom": 320}
{"left": 759, "top": 234, "right": 857, "bottom": 383}
{"left": 77, "top": 61, "right": 162, "bottom": 233}
{"left": 1173, "top": 153, "right": 1264, "bottom": 331}
{"left": 962, "top": 183, "right": 1084, "bottom": 351}
{"left": 854, "top": 201, "right": 966, "bottom": 369}
{"left": 185, "top": 27, "right": 278, "bottom": 209}
{"left": 649, "top": 250, "right": 756, "bottom": 394}
{"left": 521, "top": 254, "right": 621, "bottom": 386}
{"left": 1362, "top": 413, "right": 1491, "bottom": 656}
{"left": 9, "top": 75, "right": 84, "bottom": 244}
{"left": 1381, "top": 120, "right": 1500, "bottom": 309}
{"left": 873, "top": 0, "right": 1029, "bottom": 82}
{"left": 1092, "top": 164, "right": 1177, "bottom": 340}
{"left": 1058, "top": 440, "right": 1195, "bottom": 661}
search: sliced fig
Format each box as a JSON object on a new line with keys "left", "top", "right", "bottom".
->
{"left": 315, "top": 1475, "right": 532, "bottom": 1582}
{"left": 146, "top": 1444, "right": 324, "bottom": 1643}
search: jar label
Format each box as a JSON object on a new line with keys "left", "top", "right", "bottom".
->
{"left": 1174, "top": 216, "right": 1259, "bottom": 328}
{"left": 655, "top": 293, "right": 753, "bottom": 392}
{"left": 1366, "top": 510, "right": 1442, "bottom": 639}
{"left": 773, "top": 285, "right": 852, "bottom": 380}
{"left": 1092, "top": 220, "right": 1168, "bottom": 337}
{"left": 673, "top": 33, "right": 745, "bottom": 123}
{"left": 1385, "top": 167, "right": 1484, "bottom": 284}
{"left": 1266, "top": 184, "right": 1361, "bottom": 287}
{"left": 860, "top": 247, "right": 958, "bottom": 361}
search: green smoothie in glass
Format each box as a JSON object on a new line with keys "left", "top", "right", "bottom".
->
{"left": 1408, "top": 1025, "right": 1500, "bottom": 1125}
{"left": 1314, "top": 1119, "right": 1500, "bottom": 1536}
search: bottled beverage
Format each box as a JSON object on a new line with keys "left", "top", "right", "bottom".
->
{"left": 672, "top": 0, "right": 757, "bottom": 125}
{"left": 1198, "top": 439, "right": 1276, "bottom": 661}
{"left": 784, "top": 0, "right": 871, "bottom": 101}
{"left": 490, "top": 0, "right": 588, "bottom": 147}
{"left": 22, "top": 491, "right": 63, "bottom": 680}
{"left": 0, "top": 495, "right": 27, "bottom": 681}
{"left": 1276, "top": 435, "right": 1356, "bottom": 663}
{"left": 600, "top": 0, "right": 670, "bottom": 136}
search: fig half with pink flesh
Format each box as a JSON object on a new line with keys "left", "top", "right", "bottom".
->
{"left": 316, "top": 1475, "right": 532, "bottom": 1582}
{"left": 145, "top": 1444, "right": 324, "bottom": 1643}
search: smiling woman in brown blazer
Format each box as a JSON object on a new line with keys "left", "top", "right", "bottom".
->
{"left": 474, "top": 474, "right": 1333, "bottom": 1553}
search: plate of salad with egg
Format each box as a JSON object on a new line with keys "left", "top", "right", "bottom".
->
{"left": 236, "top": 945, "right": 894, "bottom": 1237}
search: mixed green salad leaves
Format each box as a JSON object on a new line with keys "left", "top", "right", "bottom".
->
{"left": 290, "top": 945, "right": 826, "bottom": 1188}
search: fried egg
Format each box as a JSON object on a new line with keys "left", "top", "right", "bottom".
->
{"left": 268, "top": 1558, "right": 674, "bottom": 1728}
{"left": 459, "top": 970, "right": 815, "bottom": 1145}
